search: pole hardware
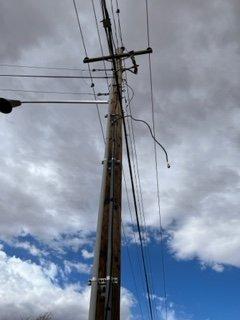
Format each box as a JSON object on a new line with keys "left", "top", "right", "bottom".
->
{"left": 88, "top": 277, "right": 118, "bottom": 286}
{"left": 83, "top": 47, "right": 153, "bottom": 64}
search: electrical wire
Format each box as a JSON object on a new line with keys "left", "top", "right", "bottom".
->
{"left": 114, "top": 114, "right": 170, "bottom": 168}
{"left": 122, "top": 222, "right": 145, "bottom": 319}
{"left": 0, "top": 63, "right": 86, "bottom": 71}
{"left": 0, "top": 88, "right": 95, "bottom": 95}
{"left": 124, "top": 101, "right": 158, "bottom": 320}
{"left": 123, "top": 79, "right": 159, "bottom": 319}
{"left": 0, "top": 74, "right": 110, "bottom": 79}
{"left": 145, "top": 1, "right": 168, "bottom": 318}
{"left": 72, "top": 0, "right": 105, "bottom": 142}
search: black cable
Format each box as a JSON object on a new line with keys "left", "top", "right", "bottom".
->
{"left": 0, "top": 88, "right": 95, "bottom": 95}
{"left": 122, "top": 222, "right": 145, "bottom": 319}
{"left": 122, "top": 171, "right": 150, "bottom": 319}
{"left": 114, "top": 114, "right": 170, "bottom": 168}
{"left": 72, "top": 0, "right": 105, "bottom": 141}
{"left": 0, "top": 63, "right": 86, "bottom": 71}
{"left": 123, "top": 80, "right": 158, "bottom": 318}
{"left": 145, "top": 1, "right": 168, "bottom": 318}
{"left": 100, "top": 2, "right": 155, "bottom": 318}
{"left": 124, "top": 96, "right": 158, "bottom": 320}
{"left": 0, "top": 74, "right": 111, "bottom": 79}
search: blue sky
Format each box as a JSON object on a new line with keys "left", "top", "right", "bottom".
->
{"left": 0, "top": 0, "right": 240, "bottom": 319}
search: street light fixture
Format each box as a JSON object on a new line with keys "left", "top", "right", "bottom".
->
{"left": 0, "top": 97, "right": 108, "bottom": 114}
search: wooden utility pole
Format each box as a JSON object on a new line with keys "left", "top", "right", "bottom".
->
{"left": 88, "top": 48, "right": 123, "bottom": 320}
{"left": 86, "top": 44, "right": 152, "bottom": 319}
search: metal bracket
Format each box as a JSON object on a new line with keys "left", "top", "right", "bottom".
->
{"left": 88, "top": 277, "right": 118, "bottom": 286}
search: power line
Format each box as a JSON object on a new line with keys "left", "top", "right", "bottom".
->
{"left": 0, "top": 63, "right": 87, "bottom": 71}
{"left": 72, "top": 0, "right": 105, "bottom": 142}
{"left": 121, "top": 222, "right": 145, "bottom": 319}
{"left": 145, "top": 0, "right": 168, "bottom": 318}
{"left": 122, "top": 170, "right": 150, "bottom": 319}
{"left": 123, "top": 80, "right": 158, "bottom": 319}
{"left": 0, "top": 88, "right": 95, "bottom": 95}
{"left": 0, "top": 74, "right": 110, "bottom": 79}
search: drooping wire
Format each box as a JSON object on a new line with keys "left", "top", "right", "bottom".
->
{"left": 144, "top": 0, "right": 168, "bottom": 318}
{"left": 114, "top": 114, "right": 170, "bottom": 168}
{"left": 72, "top": 0, "right": 105, "bottom": 142}
{"left": 100, "top": 2, "right": 155, "bottom": 318}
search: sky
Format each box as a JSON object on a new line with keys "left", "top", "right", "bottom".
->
{"left": 0, "top": 0, "right": 240, "bottom": 319}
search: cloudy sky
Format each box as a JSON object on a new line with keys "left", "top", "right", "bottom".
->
{"left": 0, "top": 0, "right": 240, "bottom": 319}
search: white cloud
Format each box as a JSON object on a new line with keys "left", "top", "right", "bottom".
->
{"left": 0, "top": 248, "right": 134, "bottom": 320}
{"left": 0, "top": 0, "right": 239, "bottom": 282}
{"left": 81, "top": 249, "right": 94, "bottom": 260}
{"left": 12, "top": 240, "right": 47, "bottom": 257}
{"left": 64, "top": 260, "right": 91, "bottom": 275}
{"left": 120, "top": 287, "right": 136, "bottom": 320}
